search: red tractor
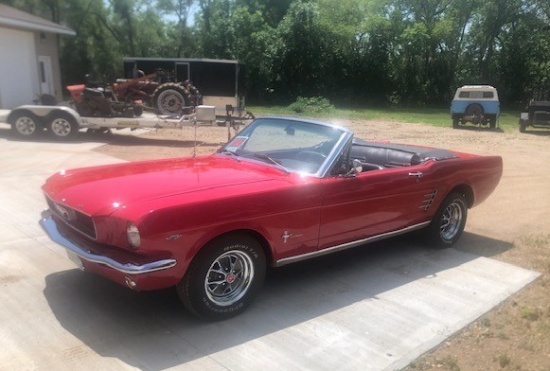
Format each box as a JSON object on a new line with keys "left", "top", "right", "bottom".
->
{"left": 67, "top": 71, "right": 200, "bottom": 118}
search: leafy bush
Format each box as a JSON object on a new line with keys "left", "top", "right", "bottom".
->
{"left": 288, "top": 96, "right": 335, "bottom": 114}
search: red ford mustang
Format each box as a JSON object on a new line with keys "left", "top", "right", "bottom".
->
{"left": 40, "top": 117, "right": 502, "bottom": 320}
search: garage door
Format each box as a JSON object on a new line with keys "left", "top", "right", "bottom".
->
{"left": 0, "top": 27, "right": 39, "bottom": 109}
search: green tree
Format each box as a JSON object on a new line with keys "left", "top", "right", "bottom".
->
{"left": 156, "top": 0, "right": 198, "bottom": 57}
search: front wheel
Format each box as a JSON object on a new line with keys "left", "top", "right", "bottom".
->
{"left": 425, "top": 192, "right": 468, "bottom": 248}
{"left": 177, "top": 234, "right": 266, "bottom": 321}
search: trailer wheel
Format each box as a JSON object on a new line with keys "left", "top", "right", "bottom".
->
{"left": 9, "top": 111, "right": 41, "bottom": 138}
{"left": 48, "top": 112, "right": 79, "bottom": 139}
{"left": 152, "top": 83, "right": 188, "bottom": 115}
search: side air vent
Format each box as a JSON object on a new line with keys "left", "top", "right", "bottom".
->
{"left": 420, "top": 189, "right": 438, "bottom": 211}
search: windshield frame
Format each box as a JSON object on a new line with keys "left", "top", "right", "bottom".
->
{"left": 217, "top": 116, "right": 353, "bottom": 178}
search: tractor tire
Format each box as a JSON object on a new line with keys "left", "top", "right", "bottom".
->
{"left": 152, "top": 83, "right": 189, "bottom": 115}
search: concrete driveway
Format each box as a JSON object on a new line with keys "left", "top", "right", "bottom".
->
{"left": 0, "top": 121, "right": 539, "bottom": 371}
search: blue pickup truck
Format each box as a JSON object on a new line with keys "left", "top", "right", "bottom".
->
{"left": 451, "top": 85, "right": 500, "bottom": 129}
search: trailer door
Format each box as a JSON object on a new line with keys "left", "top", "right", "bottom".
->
{"left": 175, "top": 63, "right": 190, "bottom": 82}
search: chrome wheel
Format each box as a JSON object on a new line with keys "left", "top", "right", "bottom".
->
{"left": 205, "top": 250, "right": 254, "bottom": 307}
{"left": 440, "top": 201, "right": 463, "bottom": 241}
{"left": 177, "top": 234, "right": 266, "bottom": 320}
{"left": 14, "top": 116, "right": 37, "bottom": 136}
{"left": 425, "top": 192, "right": 467, "bottom": 248}
{"left": 50, "top": 117, "right": 72, "bottom": 137}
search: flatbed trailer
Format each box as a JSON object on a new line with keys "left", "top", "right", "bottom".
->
{"left": 5, "top": 104, "right": 250, "bottom": 141}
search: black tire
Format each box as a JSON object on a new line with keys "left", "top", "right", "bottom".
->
{"left": 9, "top": 111, "right": 42, "bottom": 138}
{"left": 132, "top": 104, "right": 143, "bottom": 117}
{"left": 152, "top": 83, "right": 188, "bottom": 115}
{"left": 489, "top": 117, "right": 497, "bottom": 129}
{"left": 177, "top": 233, "right": 266, "bottom": 320}
{"left": 519, "top": 120, "right": 527, "bottom": 133}
{"left": 452, "top": 117, "right": 459, "bottom": 128}
{"left": 465, "top": 104, "right": 484, "bottom": 124}
{"left": 465, "top": 103, "right": 484, "bottom": 117}
{"left": 48, "top": 112, "right": 79, "bottom": 139}
{"left": 425, "top": 192, "right": 468, "bottom": 249}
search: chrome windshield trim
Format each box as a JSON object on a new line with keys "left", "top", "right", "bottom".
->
{"left": 317, "top": 131, "right": 354, "bottom": 178}
{"left": 274, "top": 221, "right": 431, "bottom": 267}
{"left": 220, "top": 117, "right": 353, "bottom": 178}
{"left": 40, "top": 210, "right": 176, "bottom": 275}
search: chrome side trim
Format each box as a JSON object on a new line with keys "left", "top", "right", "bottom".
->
{"left": 274, "top": 221, "right": 431, "bottom": 267}
{"left": 40, "top": 210, "right": 176, "bottom": 275}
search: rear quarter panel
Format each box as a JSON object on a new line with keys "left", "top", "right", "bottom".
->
{"left": 431, "top": 153, "right": 502, "bottom": 208}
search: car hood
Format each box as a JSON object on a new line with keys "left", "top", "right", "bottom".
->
{"left": 42, "top": 155, "right": 286, "bottom": 216}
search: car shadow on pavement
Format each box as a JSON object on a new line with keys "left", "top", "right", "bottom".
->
{"left": 42, "top": 232, "right": 514, "bottom": 370}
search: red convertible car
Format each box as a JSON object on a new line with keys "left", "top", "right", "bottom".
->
{"left": 40, "top": 117, "right": 502, "bottom": 320}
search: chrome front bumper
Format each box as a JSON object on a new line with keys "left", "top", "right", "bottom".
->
{"left": 40, "top": 210, "right": 176, "bottom": 275}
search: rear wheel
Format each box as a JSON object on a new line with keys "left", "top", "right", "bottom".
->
{"left": 152, "top": 83, "right": 188, "bottom": 115}
{"left": 10, "top": 111, "right": 41, "bottom": 138}
{"left": 48, "top": 113, "right": 79, "bottom": 139}
{"left": 177, "top": 233, "right": 266, "bottom": 321}
{"left": 489, "top": 117, "right": 497, "bottom": 129}
{"left": 425, "top": 192, "right": 468, "bottom": 248}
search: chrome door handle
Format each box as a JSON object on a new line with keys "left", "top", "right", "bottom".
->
{"left": 409, "top": 171, "right": 424, "bottom": 179}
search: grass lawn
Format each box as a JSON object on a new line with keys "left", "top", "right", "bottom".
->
{"left": 249, "top": 105, "right": 522, "bottom": 133}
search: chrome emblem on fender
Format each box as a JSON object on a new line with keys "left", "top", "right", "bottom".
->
{"left": 282, "top": 231, "right": 303, "bottom": 244}
{"left": 166, "top": 234, "right": 182, "bottom": 241}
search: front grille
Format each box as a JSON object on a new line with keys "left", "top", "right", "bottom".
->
{"left": 46, "top": 197, "right": 97, "bottom": 239}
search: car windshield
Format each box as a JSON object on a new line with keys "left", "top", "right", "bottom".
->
{"left": 218, "top": 117, "right": 348, "bottom": 176}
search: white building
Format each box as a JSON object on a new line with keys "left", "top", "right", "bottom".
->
{"left": 0, "top": 4, "right": 75, "bottom": 109}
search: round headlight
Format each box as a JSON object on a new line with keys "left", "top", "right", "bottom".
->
{"left": 127, "top": 223, "right": 141, "bottom": 248}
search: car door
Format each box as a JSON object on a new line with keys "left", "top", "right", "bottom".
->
{"left": 317, "top": 164, "right": 438, "bottom": 249}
